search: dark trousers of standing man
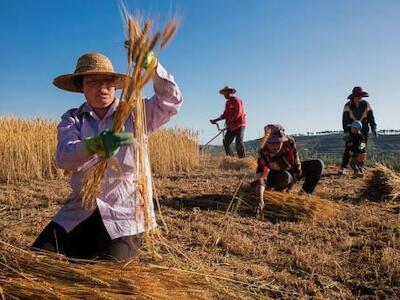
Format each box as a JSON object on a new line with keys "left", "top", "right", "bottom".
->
{"left": 341, "top": 130, "right": 368, "bottom": 168}
{"left": 223, "top": 126, "right": 245, "bottom": 158}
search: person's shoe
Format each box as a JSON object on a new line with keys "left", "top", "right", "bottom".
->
{"left": 338, "top": 168, "right": 347, "bottom": 175}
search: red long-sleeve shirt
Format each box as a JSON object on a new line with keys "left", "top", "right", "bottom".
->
{"left": 219, "top": 97, "right": 246, "bottom": 131}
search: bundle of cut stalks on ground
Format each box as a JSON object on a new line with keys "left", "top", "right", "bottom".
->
{"left": 239, "top": 185, "right": 340, "bottom": 222}
{"left": 0, "top": 239, "right": 264, "bottom": 299}
{"left": 219, "top": 156, "right": 257, "bottom": 172}
{"left": 0, "top": 240, "right": 215, "bottom": 299}
{"left": 361, "top": 163, "right": 400, "bottom": 202}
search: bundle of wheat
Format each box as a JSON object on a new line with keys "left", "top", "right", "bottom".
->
{"left": 261, "top": 191, "right": 341, "bottom": 222}
{"left": 219, "top": 156, "right": 257, "bottom": 172}
{"left": 239, "top": 185, "right": 340, "bottom": 222}
{"left": 0, "top": 240, "right": 212, "bottom": 299}
{"left": 361, "top": 163, "right": 400, "bottom": 202}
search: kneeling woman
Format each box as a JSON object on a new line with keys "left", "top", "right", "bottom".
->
{"left": 254, "top": 124, "right": 324, "bottom": 214}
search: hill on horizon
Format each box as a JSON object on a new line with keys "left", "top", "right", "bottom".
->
{"left": 204, "top": 132, "right": 400, "bottom": 168}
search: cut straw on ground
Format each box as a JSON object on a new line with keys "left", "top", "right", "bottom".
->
{"left": 240, "top": 184, "right": 341, "bottom": 222}
{"left": 0, "top": 240, "right": 213, "bottom": 299}
{"left": 219, "top": 156, "right": 257, "bottom": 172}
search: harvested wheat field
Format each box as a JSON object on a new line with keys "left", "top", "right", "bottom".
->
{"left": 1, "top": 156, "right": 400, "bottom": 299}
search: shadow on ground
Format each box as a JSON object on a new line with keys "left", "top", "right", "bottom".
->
{"left": 160, "top": 193, "right": 305, "bottom": 223}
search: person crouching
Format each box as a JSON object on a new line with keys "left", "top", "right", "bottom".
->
{"left": 345, "top": 120, "right": 367, "bottom": 177}
{"left": 253, "top": 124, "right": 324, "bottom": 215}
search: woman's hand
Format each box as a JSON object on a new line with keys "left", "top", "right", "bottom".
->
{"left": 84, "top": 129, "right": 134, "bottom": 158}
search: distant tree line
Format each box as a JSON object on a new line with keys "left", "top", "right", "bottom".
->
{"left": 377, "top": 129, "right": 400, "bottom": 134}
{"left": 293, "top": 130, "right": 343, "bottom": 136}
{"left": 293, "top": 129, "right": 400, "bottom": 136}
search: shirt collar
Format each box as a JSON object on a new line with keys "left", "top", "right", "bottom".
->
{"left": 77, "top": 97, "right": 120, "bottom": 119}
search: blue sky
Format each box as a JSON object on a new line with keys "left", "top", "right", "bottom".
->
{"left": 0, "top": 0, "right": 399, "bottom": 144}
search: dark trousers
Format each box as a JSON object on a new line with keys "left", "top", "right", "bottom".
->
{"left": 341, "top": 130, "right": 368, "bottom": 168}
{"left": 223, "top": 126, "right": 245, "bottom": 158}
{"left": 32, "top": 208, "right": 143, "bottom": 261}
{"left": 266, "top": 159, "right": 324, "bottom": 194}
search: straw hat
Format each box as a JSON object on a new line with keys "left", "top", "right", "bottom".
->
{"left": 219, "top": 85, "right": 237, "bottom": 95}
{"left": 53, "top": 52, "right": 128, "bottom": 93}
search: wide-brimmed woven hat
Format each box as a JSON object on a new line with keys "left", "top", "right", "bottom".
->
{"left": 347, "top": 86, "right": 369, "bottom": 99}
{"left": 53, "top": 52, "right": 128, "bottom": 93}
{"left": 219, "top": 85, "right": 237, "bottom": 95}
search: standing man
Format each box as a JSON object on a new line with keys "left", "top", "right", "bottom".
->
{"left": 339, "top": 86, "right": 377, "bottom": 174}
{"left": 210, "top": 86, "right": 246, "bottom": 158}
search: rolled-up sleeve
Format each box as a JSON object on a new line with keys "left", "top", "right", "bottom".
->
{"left": 145, "top": 63, "right": 183, "bottom": 134}
{"left": 56, "top": 110, "right": 92, "bottom": 171}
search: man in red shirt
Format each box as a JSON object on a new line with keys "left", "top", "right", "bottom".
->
{"left": 210, "top": 86, "right": 246, "bottom": 158}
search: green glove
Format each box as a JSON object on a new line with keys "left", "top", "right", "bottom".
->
{"left": 84, "top": 129, "right": 134, "bottom": 158}
{"left": 144, "top": 51, "right": 157, "bottom": 69}
{"left": 124, "top": 40, "right": 158, "bottom": 69}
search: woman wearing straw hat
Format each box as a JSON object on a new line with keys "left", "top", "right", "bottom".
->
{"left": 32, "top": 52, "right": 183, "bottom": 260}
{"left": 339, "top": 86, "right": 376, "bottom": 174}
{"left": 210, "top": 86, "right": 246, "bottom": 158}
{"left": 253, "top": 125, "right": 324, "bottom": 215}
